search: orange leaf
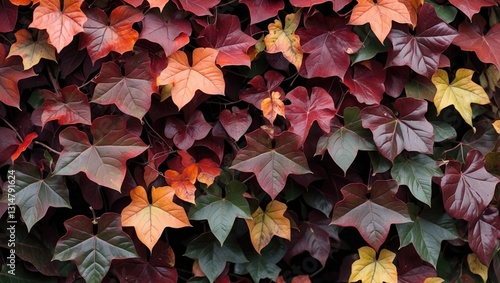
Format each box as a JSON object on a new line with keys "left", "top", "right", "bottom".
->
{"left": 11, "top": 132, "right": 37, "bottom": 161}
{"left": 164, "top": 164, "right": 198, "bottom": 204}
{"left": 121, "top": 186, "right": 191, "bottom": 252}
{"left": 157, "top": 48, "right": 225, "bottom": 110}
{"left": 264, "top": 11, "right": 303, "bottom": 70}
{"left": 246, "top": 200, "right": 291, "bottom": 253}
{"left": 261, "top": 91, "right": 285, "bottom": 124}
{"left": 177, "top": 150, "right": 221, "bottom": 186}
{"left": 7, "top": 29, "right": 57, "bottom": 70}
{"left": 349, "top": 0, "right": 413, "bottom": 44}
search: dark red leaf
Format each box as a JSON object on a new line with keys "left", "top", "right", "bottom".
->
{"left": 240, "top": 0, "right": 284, "bottom": 24}
{"left": 164, "top": 110, "right": 212, "bottom": 150}
{"left": 468, "top": 207, "right": 500, "bottom": 265}
{"left": 219, "top": 106, "right": 252, "bottom": 141}
{"left": 175, "top": 0, "right": 220, "bottom": 16}
{"left": 448, "top": 0, "right": 498, "bottom": 20}
{"left": 39, "top": 85, "right": 91, "bottom": 127}
{"left": 0, "top": 0, "right": 17, "bottom": 33}
{"left": 0, "top": 127, "right": 19, "bottom": 166}
{"left": 384, "top": 66, "right": 410, "bottom": 98}
{"left": 343, "top": 60, "right": 386, "bottom": 105}
{"left": 240, "top": 70, "right": 285, "bottom": 109}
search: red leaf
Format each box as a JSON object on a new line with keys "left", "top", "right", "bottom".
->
{"left": 164, "top": 164, "right": 198, "bottom": 204}
{"left": 331, "top": 179, "right": 411, "bottom": 251}
{"left": 176, "top": 150, "right": 221, "bottom": 186}
{"left": 39, "top": 85, "right": 91, "bottom": 127}
{"left": 80, "top": 6, "right": 144, "bottom": 63}
{"left": 175, "top": 0, "right": 220, "bottom": 16}
{"left": 11, "top": 132, "right": 37, "bottom": 161}
{"left": 441, "top": 150, "right": 499, "bottom": 222}
{"left": 361, "top": 97, "right": 434, "bottom": 162}
{"left": 230, "top": 129, "right": 311, "bottom": 199}
{"left": 453, "top": 16, "right": 500, "bottom": 70}
{"left": 297, "top": 12, "right": 362, "bottom": 79}
{"left": 386, "top": 3, "right": 458, "bottom": 77}
{"left": 285, "top": 86, "right": 337, "bottom": 145}
{"left": 219, "top": 106, "right": 252, "bottom": 141}
{"left": 92, "top": 52, "right": 156, "bottom": 120}
{"left": 448, "top": 0, "right": 497, "bottom": 20}
{"left": 0, "top": 0, "right": 17, "bottom": 33}
{"left": 0, "top": 127, "right": 19, "bottom": 166}
{"left": 0, "top": 45, "right": 36, "bottom": 108}
{"left": 343, "top": 60, "right": 386, "bottom": 105}
{"left": 164, "top": 110, "right": 212, "bottom": 150}
{"left": 240, "top": 0, "right": 284, "bottom": 24}
{"left": 197, "top": 14, "right": 257, "bottom": 67}
{"left": 290, "top": 0, "right": 350, "bottom": 11}
{"left": 240, "top": 70, "right": 285, "bottom": 109}
{"left": 468, "top": 207, "right": 500, "bottom": 265}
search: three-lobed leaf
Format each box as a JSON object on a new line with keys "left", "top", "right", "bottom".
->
{"left": 7, "top": 29, "right": 57, "bottom": 70}
{"left": 349, "top": 246, "right": 398, "bottom": 283}
{"left": 39, "top": 85, "right": 91, "bottom": 127}
{"left": 264, "top": 11, "right": 303, "bottom": 70}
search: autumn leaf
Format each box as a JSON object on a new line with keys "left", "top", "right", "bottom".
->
{"left": 246, "top": 200, "right": 291, "bottom": 253}
{"left": 240, "top": 0, "right": 284, "bottom": 24}
{"left": 219, "top": 106, "right": 252, "bottom": 141}
{"left": 468, "top": 207, "right": 500, "bottom": 265}
{"left": 11, "top": 132, "right": 37, "bottom": 162}
{"left": 121, "top": 186, "right": 191, "bottom": 251}
{"left": 343, "top": 60, "right": 386, "bottom": 105}
{"left": 432, "top": 68, "right": 491, "bottom": 128}
{"left": 164, "top": 110, "right": 212, "bottom": 150}
{"left": 29, "top": 0, "right": 87, "bottom": 52}
{"left": 157, "top": 48, "right": 225, "bottom": 110}
{"left": 0, "top": 0, "right": 17, "bottom": 33}
{"left": 264, "top": 11, "right": 303, "bottom": 70}
{"left": 80, "top": 6, "right": 143, "bottom": 63}
{"left": 7, "top": 29, "right": 56, "bottom": 70}
{"left": 175, "top": 150, "right": 221, "bottom": 186}
{"left": 164, "top": 164, "right": 198, "bottom": 204}
{"left": 261, "top": 91, "right": 285, "bottom": 124}
{"left": 349, "top": 246, "right": 398, "bottom": 283}
{"left": 448, "top": 0, "right": 497, "bottom": 20}
{"left": 467, "top": 253, "right": 488, "bottom": 282}
{"left": 240, "top": 70, "right": 285, "bottom": 109}
{"left": 39, "top": 85, "right": 91, "bottom": 127}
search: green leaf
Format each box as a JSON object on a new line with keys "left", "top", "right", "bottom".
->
{"left": 235, "top": 238, "right": 287, "bottom": 282}
{"left": 189, "top": 181, "right": 252, "bottom": 245}
{"left": 303, "top": 186, "right": 333, "bottom": 217}
{"left": 432, "top": 121, "right": 457, "bottom": 142}
{"left": 52, "top": 213, "right": 138, "bottom": 283}
{"left": 426, "top": 0, "right": 457, "bottom": 23}
{"left": 391, "top": 153, "right": 443, "bottom": 206}
{"left": 369, "top": 151, "right": 392, "bottom": 174}
{"left": 396, "top": 203, "right": 458, "bottom": 268}
{"left": 404, "top": 75, "right": 437, "bottom": 101}
{"left": 184, "top": 232, "right": 247, "bottom": 283}
{"left": 351, "top": 25, "right": 388, "bottom": 65}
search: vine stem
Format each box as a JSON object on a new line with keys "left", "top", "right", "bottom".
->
{"left": 47, "top": 67, "right": 62, "bottom": 96}
{"left": 89, "top": 206, "right": 99, "bottom": 224}
{"left": 34, "top": 141, "right": 61, "bottom": 155}
{"left": 0, "top": 116, "right": 22, "bottom": 141}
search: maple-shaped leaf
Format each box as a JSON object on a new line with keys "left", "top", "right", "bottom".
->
{"left": 386, "top": 3, "right": 458, "bottom": 77}
{"left": 92, "top": 52, "right": 155, "bottom": 120}
{"left": 261, "top": 91, "right": 285, "bottom": 124}
{"left": 453, "top": 16, "right": 500, "bottom": 70}
{"left": 176, "top": 150, "right": 221, "bottom": 186}
{"left": 139, "top": 11, "right": 191, "bottom": 57}
{"left": 12, "top": 162, "right": 70, "bottom": 231}
{"left": 189, "top": 181, "right": 251, "bottom": 245}
{"left": 164, "top": 110, "right": 212, "bottom": 150}
{"left": 197, "top": 14, "right": 257, "bottom": 67}
{"left": 219, "top": 106, "right": 252, "bottom": 141}
{"left": 235, "top": 238, "right": 287, "bottom": 282}
{"left": 53, "top": 213, "right": 138, "bottom": 283}
{"left": 245, "top": 200, "right": 291, "bottom": 253}
{"left": 157, "top": 48, "right": 225, "bottom": 110}
{"left": 0, "top": 0, "right": 17, "bottom": 33}
{"left": 391, "top": 153, "right": 443, "bottom": 206}
{"left": 80, "top": 6, "right": 143, "bottom": 63}
{"left": 240, "top": 70, "right": 285, "bottom": 109}
{"left": 175, "top": 0, "right": 219, "bottom": 16}
{"left": 240, "top": 0, "right": 284, "bottom": 24}
{"left": 230, "top": 129, "right": 311, "bottom": 199}
{"left": 331, "top": 180, "right": 411, "bottom": 251}
{"left": 349, "top": 246, "right": 398, "bottom": 283}
{"left": 432, "top": 68, "right": 491, "bottom": 128}
{"left": 361, "top": 97, "right": 434, "bottom": 162}
{"left": 285, "top": 86, "right": 337, "bottom": 145}
{"left": 11, "top": 132, "right": 37, "bottom": 161}
{"left": 316, "top": 107, "right": 376, "bottom": 174}
{"left": 7, "top": 29, "right": 57, "bottom": 70}
{"left": 185, "top": 232, "right": 248, "bottom": 283}
{"left": 343, "top": 60, "right": 386, "bottom": 105}
{"left": 29, "top": 0, "right": 87, "bottom": 52}
{"left": 39, "top": 85, "right": 91, "bottom": 127}
{"left": 53, "top": 115, "right": 148, "bottom": 191}
{"left": 121, "top": 186, "right": 191, "bottom": 251}
{"left": 296, "top": 12, "right": 362, "bottom": 79}
{"left": 164, "top": 163, "right": 197, "bottom": 204}
{"left": 441, "top": 150, "right": 499, "bottom": 222}
{"left": 396, "top": 203, "right": 458, "bottom": 268}
{"left": 468, "top": 207, "right": 500, "bottom": 265}
{"left": 448, "top": 0, "right": 497, "bottom": 20}
{"left": 264, "top": 11, "right": 303, "bottom": 70}
{"left": 348, "top": 0, "right": 414, "bottom": 44}
{"left": 0, "top": 44, "right": 36, "bottom": 108}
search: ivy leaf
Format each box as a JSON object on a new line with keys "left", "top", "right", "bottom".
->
{"left": 157, "top": 48, "right": 225, "bottom": 110}
{"left": 121, "top": 186, "right": 191, "bottom": 251}
{"left": 230, "top": 129, "right": 311, "bottom": 199}
{"left": 285, "top": 86, "right": 337, "bottom": 145}
{"left": 261, "top": 91, "right": 285, "bottom": 124}
{"left": 184, "top": 232, "right": 248, "bottom": 283}
{"left": 164, "top": 164, "right": 198, "bottom": 204}
{"left": 396, "top": 203, "right": 458, "bottom": 268}
{"left": 92, "top": 52, "right": 156, "bottom": 120}
{"left": 176, "top": 0, "right": 219, "bottom": 16}
{"left": 361, "top": 97, "right": 434, "bottom": 162}
{"left": 219, "top": 107, "right": 252, "bottom": 141}
{"left": 7, "top": 29, "right": 56, "bottom": 70}
{"left": 164, "top": 110, "right": 212, "bottom": 150}
{"left": 448, "top": 0, "right": 497, "bottom": 20}
{"left": 240, "top": 70, "right": 285, "bottom": 109}
{"left": 189, "top": 181, "right": 252, "bottom": 245}
{"left": 12, "top": 162, "right": 70, "bottom": 232}
{"left": 80, "top": 6, "right": 143, "bottom": 63}
{"left": 53, "top": 213, "right": 138, "bottom": 283}
{"left": 235, "top": 238, "right": 287, "bottom": 282}
{"left": 240, "top": 0, "right": 284, "bottom": 24}
{"left": 245, "top": 200, "right": 291, "bottom": 253}
{"left": 391, "top": 153, "right": 443, "bottom": 206}
{"left": 176, "top": 150, "right": 221, "bottom": 186}
{"left": 264, "top": 11, "right": 303, "bottom": 70}
{"left": 331, "top": 179, "right": 411, "bottom": 251}
{"left": 349, "top": 246, "right": 398, "bottom": 283}
{"left": 441, "top": 150, "right": 499, "bottom": 222}
{"left": 386, "top": 3, "right": 458, "bottom": 77}
{"left": 343, "top": 60, "right": 386, "bottom": 105}
{"left": 53, "top": 115, "right": 148, "bottom": 191}
{"left": 316, "top": 107, "right": 376, "bottom": 174}
{"left": 39, "top": 85, "right": 91, "bottom": 127}
{"left": 432, "top": 68, "right": 491, "bottom": 128}
{"left": 29, "top": 0, "right": 87, "bottom": 52}
{"left": 296, "top": 12, "right": 362, "bottom": 79}
{"left": 468, "top": 207, "right": 500, "bottom": 265}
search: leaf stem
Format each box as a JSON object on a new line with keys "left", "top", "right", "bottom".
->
{"left": 47, "top": 67, "right": 62, "bottom": 96}
{"left": 0, "top": 116, "right": 22, "bottom": 141}
{"left": 89, "top": 206, "right": 99, "bottom": 224}
{"left": 34, "top": 141, "right": 61, "bottom": 155}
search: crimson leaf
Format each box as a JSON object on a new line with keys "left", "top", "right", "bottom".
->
{"left": 343, "top": 60, "right": 386, "bottom": 105}
{"left": 240, "top": 0, "right": 284, "bottom": 24}
{"left": 240, "top": 70, "right": 285, "bottom": 109}
{"left": 468, "top": 207, "right": 500, "bottom": 265}
{"left": 218, "top": 106, "right": 252, "bottom": 141}
{"left": 164, "top": 110, "right": 212, "bottom": 150}
{"left": 39, "top": 85, "right": 91, "bottom": 127}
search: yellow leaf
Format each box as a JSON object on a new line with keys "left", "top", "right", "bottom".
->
{"left": 264, "top": 11, "right": 303, "bottom": 70}
{"left": 349, "top": 246, "right": 397, "bottom": 283}
{"left": 261, "top": 91, "right": 285, "bottom": 124}
{"left": 467, "top": 253, "right": 488, "bottom": 283}
{"left": 493, "top": 120, "right": 500, "bottom": 134}
{"left": 423, "top": 277, "right": 444, "bottom": 283}
{"left": 245, "top": 200, "right": 291, "bottom": 253}
{"left": 7, "top": 29, "right": 57, "bottom": 70}
{"left": 432, "top": 68, "right": 491, "bottom": 128}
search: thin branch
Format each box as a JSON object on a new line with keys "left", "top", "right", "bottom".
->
{"left": 0, "top": 116, "right": 22, "bottom": 141}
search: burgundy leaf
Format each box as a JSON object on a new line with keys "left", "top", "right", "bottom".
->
{"left": 219, "top": 106, "right": 252, "bottom": 141}
{"left": 343, "top": 60, "right": 386, "bottom": 105}
{"left": 40, "top": 85, "right": 91, "bottom": 127}
{"left": 240, "top": 70, "right": 285, "bottom": 109}
{"left": 290, "top": 0, "right": 350, "bottom": 11}
{"left": 164, "top": 110, "right": 212, "bottom": 150}
{"left": 240, "top": 0, "right": 284, "bottom": 24}
{"left": 0, "top": 127, "right": 18, "bottom": 166}
{"left": 175, "top": 0, "right": 220, "bottom": 16}
{"left": 468, "top": 207, "right": 500, "bottom": 265}
{"left": 0, "top": 0, "right": 17, "bottom": 33}
{"left": 448, "top": 0, "right": 498, "bottom": 20}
